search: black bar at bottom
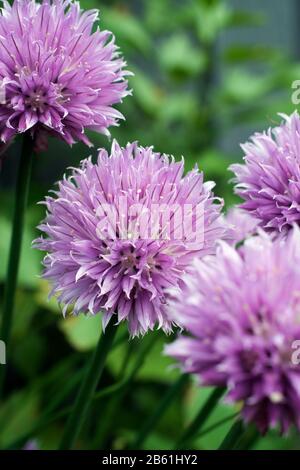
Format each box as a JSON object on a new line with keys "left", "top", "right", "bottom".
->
{"left": 0, "top": 449, "right": 296, "bottom": 466}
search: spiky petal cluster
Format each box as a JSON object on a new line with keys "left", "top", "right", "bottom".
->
{"left": 166, "top": 228, "right": 300, "bottom": 433}
{"left": 34, "top": 140, "right": 225, "bottom": 336}
{"left": 0, "top": 0, "right": 130, "bottom": 148}
{"left": 230, "top": 112, "right": 300, "bottom": 234}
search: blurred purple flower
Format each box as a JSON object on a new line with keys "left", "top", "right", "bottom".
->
{"left": 166, "top": 227, "right": 300, "bottom": 434}
{"left": 34, "top": 140, "right": 225, "bottom": 336}
{"left": 225, "top": 207, "right": 259, "bottom": 245}
{"left": 0, "top": 0, "right": 130, "bottom": 149}
{"left": 23, "top": 439, "right": 38, "bottom": 450}
{"left": 230, "top": 112, "right": 300, "bottom": 234}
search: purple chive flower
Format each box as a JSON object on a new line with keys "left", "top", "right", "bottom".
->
{"left": 34, "top": 140, "right": 225, "bottom": 336}
{"left": 166, "top": 227, "right": 300, "bottom": 434}
{"left": 0, "top": 0, "right": 130, "bottom": 149}
{"left": 230, "top": 111, "right": 300, "bottom": 234}
{"left": 225, "top": 207, "right": 259, "bottom": 245}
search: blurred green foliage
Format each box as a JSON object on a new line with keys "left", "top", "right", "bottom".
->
{"left": 0, "top": 0, "right": 300, "bottom": 450}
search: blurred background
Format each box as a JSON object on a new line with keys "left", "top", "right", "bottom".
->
{"left": 0, "top": 0, "right": 300, "bottom": 450}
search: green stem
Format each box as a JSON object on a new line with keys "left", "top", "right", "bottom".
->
{"left": 132, "top": 374, "right": 189, "bottom": 449}
{"left": 91, "top": 340, "right": 134, "bottom": 449}
{"left": 5, "top": 334, "right": 129, "bottom": 450}
{"left": 59, "top": 321, "right": 118, "bottom": 449}
{"left": 218, "top": 419, "right": 244, "bottom": 450}
{"left": 234, "top": 424, "right": 260, "bottom": 450}
{"left": 196, "top": 412, "right": 239, "bottom": 440}
{"left": 7, "top": 377, "right": 128, "bottom": 449}
{"left": 93, "top": 333, "right": 158, "bottom": 449}
{"left": 0, "top": 133, "right": 34, "bottom": 399}
{"left": 176, "top": 387, "right": 225, "bottom": 449}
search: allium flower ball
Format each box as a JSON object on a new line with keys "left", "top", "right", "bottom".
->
{"left": 34, "top": 140, "right": 225, "bottom": 336}
{"left": 0, "top": 0, "right": 130, "bottom": 149}
{"left": 230, "top": 111, "right": 300, "bottom": 234}
{"left": 166, "top": 228, "right": 300, "bottom": 433}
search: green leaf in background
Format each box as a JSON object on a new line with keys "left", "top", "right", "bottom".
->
{"left": 158, "top": 92, "right": 198, "bottom": 124}
{"left": 0, "top": 214, "right": 41, "bottom": 288}
{"left": 224, "top": 45, "right": 281, "bottom": 64}
{"left": 59, "top": 314, "right": 102, "bottom": 352}
{"left": 12, "top": 290, "right": 37, "bottom": 338}
{"left": 227, "top": 10, "right": 265, "bottom": 28}
{"left": 144, "top": 0, "right": 185, "bottom": 34}
{"left": 130, "top": 69, "right": 165, "bottom": 116}
{"left": 0, "top": 389, "right": 39, "bottom": 448}
{"left": 100, "top": 6, "right": 152, "bottom": 56}
{"left": 184, "top": 384, "right": 237, "bottom": 449}
{"left": 196, "top": 149, "right": 239, "bottom": 206}
{"left": 271, "top": 61, "right": 300, "bottom": 90}
{"left": 254, "top": 429, "right": 299, "bottom": 450}
{"left": 107, "top": 334, "right": 180, "bottom": 384}
{"left": 35, "top": 280, "right": 63, "bottom": 315}
{"left": 193, "top": 1, "right": 231, "bottom": 44}
{"left": 220, "top": 68, "right": 273, "bottom": 104}
{"left": 159, "top": 34, "right": 206, "bottom": 80}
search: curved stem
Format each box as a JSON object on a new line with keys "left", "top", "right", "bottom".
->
{"left": 59, "top": 321, "right": 118, "bottom": 449}
{"left": 176, "top": 387, "right": 225, "bottom": 449}
{"left": 0, "top": 133, "right": 34, "bottom": 399}
{"left": 218, "top": 419, "right": 244, "bottom": 450}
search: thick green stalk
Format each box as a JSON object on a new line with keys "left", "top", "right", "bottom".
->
{"left": 218, "top": 419, "right": 245, "bottom": 450}
{"left": 0, "top": 133, "right": 34, "bottom": 399}
{"left": 132, "top": 374, "right": 189, "bottom": 449}
{"left": 59, "top": 321, "right": 118, "bottom": 449}
{"left": 176, "top": 387, "right": 225, "bottom": 449}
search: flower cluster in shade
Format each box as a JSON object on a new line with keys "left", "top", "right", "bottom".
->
{"left": 34, "top": 140, "right": 226, "bottom": 337}
{"left": 230, "top": 111, "right": 300, "bottom": 235}
{"left": 165, "top": 227, "right": 300, "bottom": 434}
{"left": 0, "top": 0, "right": 130, "bottom": 149}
